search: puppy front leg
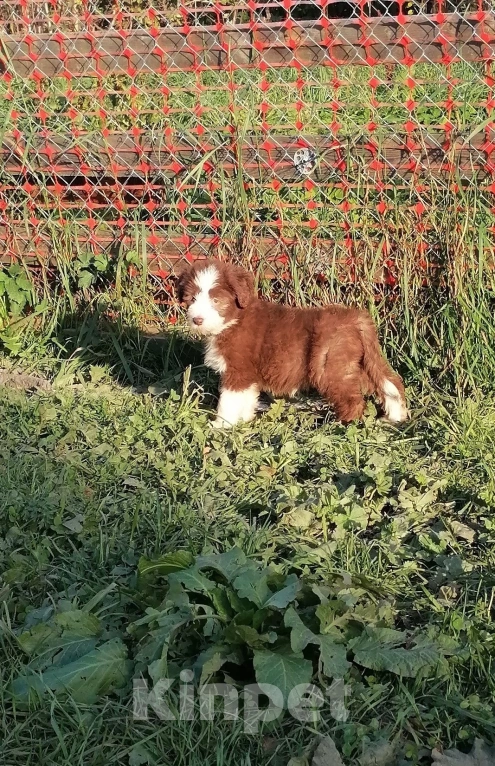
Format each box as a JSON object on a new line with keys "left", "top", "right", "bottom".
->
{"left": 212, "top": 385, "right": 259, "bottom": 428}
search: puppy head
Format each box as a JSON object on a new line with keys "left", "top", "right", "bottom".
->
{"left": 177, "top": 259, "right": 254, "bottom": 336}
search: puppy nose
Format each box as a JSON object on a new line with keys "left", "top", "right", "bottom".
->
{"left": 192, "top": 316, "right": 204, "bottom": 326}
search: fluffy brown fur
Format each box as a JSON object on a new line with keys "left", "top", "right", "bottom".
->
{"left": 177, "top": 259, "right": 408, "bottom": 425}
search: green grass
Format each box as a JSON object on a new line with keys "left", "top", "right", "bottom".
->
{"left": 1, "top": 33, "right": 495, "bottom": 764}
{"left": 2, "top": 62, "right": 488, "bottom": 135}
{"left": 1, "top": 304, "right": 495, "bottom": 764}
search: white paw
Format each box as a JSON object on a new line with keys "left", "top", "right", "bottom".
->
{"left": 212, "top": 417, "right": 232, "bottom": 429}
{"left": 381, "top": 407, "right": 410, "bottom": 424}
{"left": 242, "top": 413, "right": 256, "bottom": 423}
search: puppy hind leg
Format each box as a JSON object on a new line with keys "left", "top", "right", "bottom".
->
{"left": 381, "top": 378, "right": 409, "bottom": 423}
{"left": 333, "top": 394, "right": 366, "bottom": 423}
{"left": 315, "top": 361, "right": 367, "bottom": 423}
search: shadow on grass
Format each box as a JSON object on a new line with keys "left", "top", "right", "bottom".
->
{"left": 49, "top": 304, "right": 302, "bottom": 417}
{"left": 53, "top": 303, "right": 215, "bottom": 393}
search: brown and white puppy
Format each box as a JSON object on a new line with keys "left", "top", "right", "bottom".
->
{"left": 177, "top": 259, "right": 408, "bottom": 428}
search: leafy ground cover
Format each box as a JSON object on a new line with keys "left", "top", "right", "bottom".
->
{"left": 1, "top": 310, "right": 495, "bottom": 764}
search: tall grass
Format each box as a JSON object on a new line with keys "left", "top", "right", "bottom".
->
{"left": 2, "top": 180, "right": 493, "bottom": 401}
{"left": 0, "top": 55, "right": 494, "bottom": 396}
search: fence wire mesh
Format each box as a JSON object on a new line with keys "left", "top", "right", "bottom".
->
{"left": 0, "top": 0, "right": 494, "bottom": 288}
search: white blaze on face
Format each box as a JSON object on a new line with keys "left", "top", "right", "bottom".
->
{"left": 187, "top": 265, "right": 226, "bottom": 336}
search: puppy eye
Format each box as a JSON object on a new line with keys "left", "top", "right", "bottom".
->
{"left": 212, "top": 297, "right": 219, "bottom": 305}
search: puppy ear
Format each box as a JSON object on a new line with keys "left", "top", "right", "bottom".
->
{"left": 175, "top": 263, "right": 194, "bottom": 303}
{"left": 228, "top": 265, "right": 254, "bottom": 309}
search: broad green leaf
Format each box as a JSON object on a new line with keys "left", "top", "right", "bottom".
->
{"left": 349, "top": 630, "right": 439, "bottom": 677}
{"left": 435, "top": 633, "right": 461, "bottom": 656}
{"left": 134, "top": 611, "right": 192, "bottom": 664}
{"left": 286, "top": 508, "right": 314, "bottom": 529}
{"left": 210, "top": 587, "right": 233, "bottom": 619}
{"left": 129, "top": 744, "right": 155, "bottom": 766}
{"left": 196, "top": 548, "right": 248, "bottom": 581}
{"left": 14, "top": 275, "right": 33, "bottom": 292}
{"left": 94, "top": 254, "right": 109, "bottom": 272}
{"left": 225, "top": 587, "right": 253, "bottom": 614}
{"left": 193, "top": 643, "right": 243, "bottom": 683}
{"left": 233, "top": 569, "right": 271, "bottom": 607}
{"left": 318, "top": 636, "right": 350, "bottom": 678}
{"left": 252, "top": 608, "right": 269, "bottom": 631}
{"left": 54, "top": 611, "right": 101, "bottom": 637}
{"left": 316, "top": 600, "right": 349, "bottom": 638}
{"left": 19, "top": 606, "right": 51, "bottom": 630}
{"left": 9, "top": 298, "right": 26, "bottom": 316}
{"left": 130, "top": 607, "right": 167, "bottom": 630}
{"left": 28, "top": 636, "right": 98, "bottom": 672}
{"left": 253, "top": 650, "right": 313, "bottom": 705}
{"left": 10, "top": 638, "right": 132, "bottom": 704}
{"left": 163, "top": 580, "right": 190, "bottom": 608}
{"left": 359, "top": 627, "right": 406, "bottom": 645}
{"left": 5, "top": 284, "right": 26, "bottom": 304}
{"left": 195, "top": 647, "right": 227, "bottom": 681}
{"left": 284, "top": 607, "right": 318, "bottom": 652}
{"left": 77, "top": 270, "right": 95, "bottom": 290}
{"left": 225, "top": 623, "right": 274, "bottom": 648}
{"left": 280, "top": 439, "right": 298, "bottom": 455}
{"left": 169, "top": 567, "right": 216, "bottom": 593}
{"left": 416, "top": 480, "right": 446, "bottom": 511}
{"left": 232, "top": 610, "right": 256, "bottom": 626}
{"left": 17, "top": 610, "right": 102, "bottom": 670}
{"left": 282, "top": 612, "right": 350, "bottom": 678}
{"left": 0, "top": 335, "right": 22, "bottom": 354}
{"left": 18, "top": 624, "right": 58, "bottom": 656}
{"left": 138, "top": 551, "right": 194, "bottom": 578}
{"left": 82, "top": 582, "right": 118, "bottom": 613}
{"left": 76, "top": 253, "right": 92, "bottom": 268}
{"left": 263, "top": 574, "right": 301, "bottom": 609}
{"left": 148, "top": 654, "right": 169, "bottom": 685}
{"left": 89, "top": 364, "right": 107, "bottom": 384}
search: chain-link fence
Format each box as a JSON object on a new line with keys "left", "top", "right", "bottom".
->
{"left": 0, "top": 0, "right": 494, "bottom": 287}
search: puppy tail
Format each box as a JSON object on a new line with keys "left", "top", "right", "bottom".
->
{"left": 357, "top": 312, "right": 408, "bottom": 423}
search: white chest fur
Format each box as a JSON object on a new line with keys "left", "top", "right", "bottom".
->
{"left": 204, "top": 338, "right": 227, "bottom": 374}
